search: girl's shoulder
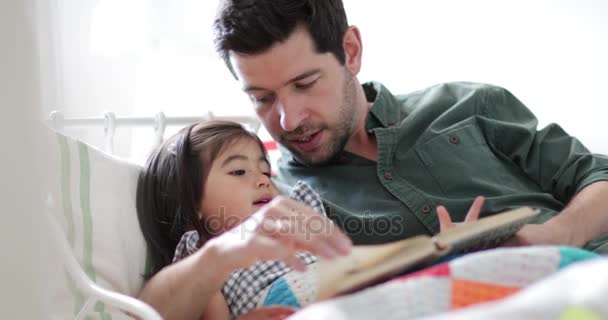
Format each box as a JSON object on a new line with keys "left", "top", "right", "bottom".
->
{"left": 173, "top": 230, "right": 199, "bottom": 262}
{"left": 289, "top": 180, "right": 326, "bottom": 216}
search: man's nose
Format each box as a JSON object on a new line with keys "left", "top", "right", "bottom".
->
{"left": 278, "top": 96, "right": 307, "bottom": 132}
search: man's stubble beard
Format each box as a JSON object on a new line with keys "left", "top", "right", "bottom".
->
{"left": 284, "top": 71, "right": 360, "bottom": 166}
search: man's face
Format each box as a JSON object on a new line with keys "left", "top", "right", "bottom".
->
{"left": 229, "top": 26, "right": 361, "bottom": 165}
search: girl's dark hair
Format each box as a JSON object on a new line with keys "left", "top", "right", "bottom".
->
{"left": 214, "top": 0, "right": 349, "bottom": 77}
{"left": 136, "top": 120, "right": 268, "bottom": 279}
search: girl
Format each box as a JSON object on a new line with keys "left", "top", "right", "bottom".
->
{"left": 136, "top": 120, "right": 352, "bottom": 320}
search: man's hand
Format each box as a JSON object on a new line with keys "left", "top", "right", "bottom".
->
{"left": 504, "top": 181, "right": 608, "bottom": 248}
{"left": 502, "top": 219, "right": 576, "bottom": 247}
{"left": 503, "top": 181, "right": 608, "bottom": 248}
{"left": 436, "top": 196, "right": 485, "bottom": 232}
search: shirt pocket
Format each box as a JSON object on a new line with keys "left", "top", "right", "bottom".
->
{"left": 415, "top": 124, "right": 526, "bottom": 197}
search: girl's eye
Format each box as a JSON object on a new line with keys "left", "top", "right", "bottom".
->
{"left": 229, "top": 169, "right": 246, "bottom": 176}
{"left": 263, "top": 172, "right": 271, "bottom": 178}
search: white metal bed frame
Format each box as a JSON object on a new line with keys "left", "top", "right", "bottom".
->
{"left": 45, "top": 209, "right": 163, "bottom": 320}
{"left": 46, "top": 110, "right": 261, "bottom": 319}
{"left": 48, "top": 110, "right": 261, "bottom": 155}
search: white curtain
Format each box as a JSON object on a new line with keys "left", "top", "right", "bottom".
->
{"left": 1, "top": 0, "right": 57, "bottom": 317}
{"left": 38, "top": 0, "right": 608, "bottom": 162}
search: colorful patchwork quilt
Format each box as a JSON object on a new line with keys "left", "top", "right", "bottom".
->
{"left": 276, "top": 246, "right": 599, "bottom": 319}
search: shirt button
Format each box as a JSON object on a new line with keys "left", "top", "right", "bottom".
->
{"left": 384, "top": 172, "right": 393, "bottom": 180}
{"left": 449, "top": 135, "right": 460, "bottom": 144}
{"left": 421, "top": 205, "right": 432, "bottom": 214}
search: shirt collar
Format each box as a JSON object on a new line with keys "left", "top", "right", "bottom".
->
{"left": 363, "top": 81, "right": 402, "bottom": 131}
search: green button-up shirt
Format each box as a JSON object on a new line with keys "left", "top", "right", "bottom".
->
{"left": 277, "top": 81, "right": 608, "bottom": 250}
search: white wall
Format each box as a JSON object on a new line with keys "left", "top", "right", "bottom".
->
{"left": 347, "top": 0, "right": 608, "bottom": 154}
{"left": 40, "top": 0, "right": 608, "bottom": 159}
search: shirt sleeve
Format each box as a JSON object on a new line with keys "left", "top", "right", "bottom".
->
{"left": 478, "top": 85, "right": 608, "bottom": 203}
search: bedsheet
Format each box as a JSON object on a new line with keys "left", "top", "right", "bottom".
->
{"left": 287, "top": 246, "right": 600, "bottom": 320}
{"left": 423, "top": 255, "right": 608, "bottom": 320}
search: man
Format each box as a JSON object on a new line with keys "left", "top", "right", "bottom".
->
{"left": 214, "top": 0, "right": 608, "bottom": 251}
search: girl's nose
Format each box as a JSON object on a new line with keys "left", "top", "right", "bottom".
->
{"left": 256, "top": 173, "right": 271, "bottom": 188}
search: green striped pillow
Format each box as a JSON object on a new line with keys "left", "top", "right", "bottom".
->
{"left": 47, "top": 129, "right": 148, "bottom": 319}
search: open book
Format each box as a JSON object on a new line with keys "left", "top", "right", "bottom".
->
{"left": 316, "top": 207, "right": 540, "bottom": 300}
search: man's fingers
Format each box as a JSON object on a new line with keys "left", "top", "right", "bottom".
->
{"left": 437, "top": 196, "right": 484, "bottom": 232}
{"left": 436, "top": 205, "right": 454, "bottom": 231}
{"left": 464, "top": 196, "right": 485, "bottom": 222}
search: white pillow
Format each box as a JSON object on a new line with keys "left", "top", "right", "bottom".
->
{"left": 46, "top": 127, "right": 147, "bottom": 319}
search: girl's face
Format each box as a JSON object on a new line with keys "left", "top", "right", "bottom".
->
{"left": 200, "top": 137, "right": 280, "bottom": 235}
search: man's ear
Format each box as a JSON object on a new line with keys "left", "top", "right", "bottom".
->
{"left": 342, "top": 26, "right": 363, "bottom": 75}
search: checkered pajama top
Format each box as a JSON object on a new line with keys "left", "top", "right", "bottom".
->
{"left": 173, "top": 181, "right": 324, "bottom": 318}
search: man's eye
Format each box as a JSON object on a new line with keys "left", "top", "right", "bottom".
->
{"left": 251, "top": 95, "right": 273, "bottom": 107}
{"left": 229, "top": 170, "right": 246, "bottom": 176}
{"left": 295, "top": 80, "right": 316, "bottom": 90}
{"left": 253, "top": 96, "right": 267, "bottom": 103}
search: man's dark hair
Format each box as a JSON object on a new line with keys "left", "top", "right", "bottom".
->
{"left": 214, "top": 0, "right": 349, "bottom": 77}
